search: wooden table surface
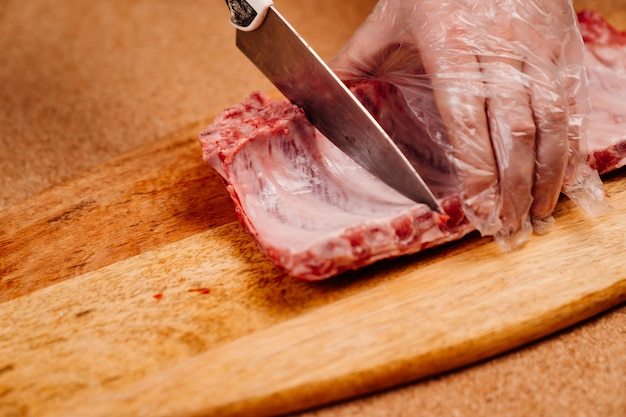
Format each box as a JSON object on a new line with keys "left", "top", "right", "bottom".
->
{"left": 1, "top": 0, "right": 625, "bottom": 416}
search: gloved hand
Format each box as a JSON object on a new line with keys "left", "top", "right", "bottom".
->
{"left": 331, "top": 0, "right": 609, "bottom": 250}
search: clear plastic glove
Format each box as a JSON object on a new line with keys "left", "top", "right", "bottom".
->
{"left": 331, "top": 0, "right": 610, "bottom": 250}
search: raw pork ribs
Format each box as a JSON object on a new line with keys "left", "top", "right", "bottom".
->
{"left": 200, "top": 10, "right": 625, "bottom": 280}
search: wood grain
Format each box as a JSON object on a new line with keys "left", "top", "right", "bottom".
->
{"left": 1, "top": 161, "right": 624, "bottom": 416}
{"left": 0, "top": 121, "right": 236, "bottom": 302}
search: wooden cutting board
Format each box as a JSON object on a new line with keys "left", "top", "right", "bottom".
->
{"left": 1, "top": 119, "right": 625, "bottom": 417}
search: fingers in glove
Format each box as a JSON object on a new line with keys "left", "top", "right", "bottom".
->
{"left": 561, "top": 23, "right": 589, "bottom": 188}
{"left": 481, "top": 56, "right": 536, "bottom": 247}
{"left": 418, "top": 51, "right": 501, "bottom": 234}
{"left": 524, "top": 47, "right": 570, "bottom": 220}
{"left": 410, "top": 5, "right": 508, "bottom": 235}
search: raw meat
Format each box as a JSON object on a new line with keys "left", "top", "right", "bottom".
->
{"left": 200, "top": 11, "right": 626, "bottom": 280}
{"left": 579, "top": 10, "right": 626, "bottom": 174}
{"left": 201, "top": 89, "right": 473, "bottom": 279}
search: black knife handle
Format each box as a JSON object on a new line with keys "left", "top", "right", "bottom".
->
{"left": 225, "top": 0, "right": 256, "bottom": 28}
{"left": 225, "top": 0, "right": 272, "bottom": 31}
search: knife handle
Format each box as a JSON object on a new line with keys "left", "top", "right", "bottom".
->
{"left": 225, "top": 0, "right": 273, "bottom": 31}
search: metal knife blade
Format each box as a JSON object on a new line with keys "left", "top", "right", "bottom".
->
{"left": 228, "top": 2, "right": 441, "bottom": 211}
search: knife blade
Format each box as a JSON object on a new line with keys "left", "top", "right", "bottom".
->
{"left": 225, "top": 0, "right": 441, "bottom": 212}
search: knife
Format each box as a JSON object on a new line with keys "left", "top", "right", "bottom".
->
{"left": 225, "top": 0, "right": 441, "bottom": 212}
